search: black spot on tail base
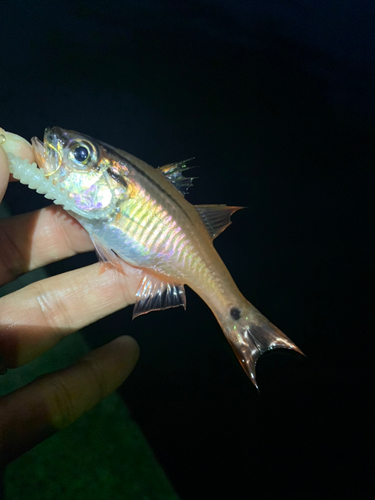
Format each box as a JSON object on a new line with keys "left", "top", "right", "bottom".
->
{"left": 230, "top": 307, "right": 241, "bottom": 320}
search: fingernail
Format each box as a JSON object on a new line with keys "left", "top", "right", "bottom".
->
{"left": 0, "top": 129, "right": 31, "bottom": 154}
{"left": 0, "top": 128, "right": 34, "bottom": 165}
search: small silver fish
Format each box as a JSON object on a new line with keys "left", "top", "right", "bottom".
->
{"left": 10, "top": 127, "right": 303, "bottom": 388}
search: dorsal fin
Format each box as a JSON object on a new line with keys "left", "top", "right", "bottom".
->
{"left": 133, "top": 273, "right": 186, "bottom": 318}
{"left": 158, "top": 159, "right": 197, "bottom": 196}
{"left": 195, "top": 205, "right": 243, "bottom": 239}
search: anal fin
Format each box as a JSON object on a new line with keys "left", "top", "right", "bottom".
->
{"left": 133, "top": 274, "right": 186, "bottom": 318}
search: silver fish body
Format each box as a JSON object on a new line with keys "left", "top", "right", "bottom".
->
{"left": 10, "top": 127, "right": 303, "bottom": 387}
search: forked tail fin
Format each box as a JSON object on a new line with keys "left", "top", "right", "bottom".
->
{"left": 222, "top": 304, "right": 303, "bottom": 389}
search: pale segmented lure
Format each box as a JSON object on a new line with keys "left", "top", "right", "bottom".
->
{"left": 7, "top": 154, "right": 109, "bottom": 220}
{"left": 3, "top": 127, "right": 303, "bottom": 388}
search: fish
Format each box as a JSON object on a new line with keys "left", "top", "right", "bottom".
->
{"left": 7, "top": 126, "right": 303, "bottom": 388}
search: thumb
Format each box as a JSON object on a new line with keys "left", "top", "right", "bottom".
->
{"left": 0, "top": 136, "right": 9, "bottom": 204}
{"left": 0, "top": 128, "right": 36, "bottom": 195}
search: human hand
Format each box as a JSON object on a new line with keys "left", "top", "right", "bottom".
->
{"left": 0, "top": 129, "right": 142, "bottom": 466}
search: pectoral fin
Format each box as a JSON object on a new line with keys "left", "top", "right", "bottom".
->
{"left": 90, "top": 236, "right": 143, "bottom": 277}
{"left": 91, "top": 236, "right": 119, "bottom": 264}
{"left": 133, "top": 273, "right": 186, "bottom": 318}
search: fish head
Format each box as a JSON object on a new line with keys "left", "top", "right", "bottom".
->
{"left": 31, "top": 127, "right": 130, "bottom": 219}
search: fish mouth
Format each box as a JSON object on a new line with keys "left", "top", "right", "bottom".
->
{"left": 31, "top": 127, "right": 68, "bottom": 176}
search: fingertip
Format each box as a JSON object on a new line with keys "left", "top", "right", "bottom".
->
{"left": 0, "top": 128, "right": 35, "bottom": 165}
{"left": 97, "top": 335, "right": 140, "bottom": 383}
{"left": 46, "top": 335, "right": 140, "bottom": 431}
{"left": 112, "top": 334, "right": 140, "bottom": 365}
{"left": 0, "top": 141, "right": 9, "bottom": 172}
{"left": 0, "top": 145, "right": 9, "bottom": 201}
{"left": 0, "top": 128, "right": 36, "bottom": 193}
{"left": 78, "top": 335, "right": 140, "bottom": 396}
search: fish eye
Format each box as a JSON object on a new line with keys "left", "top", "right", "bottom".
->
{"left": 68, "top": 140, "right": 97, "bottom": 170}
{"left": 74, "top": 146, "right": 89, "bottom": 163}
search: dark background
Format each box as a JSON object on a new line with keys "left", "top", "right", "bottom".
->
{"left": 1, "top": 0, "right": 374, "bottom": 498}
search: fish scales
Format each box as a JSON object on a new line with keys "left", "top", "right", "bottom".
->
{"left": 116, "top": 170, "right": 210, "bottom": 283}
